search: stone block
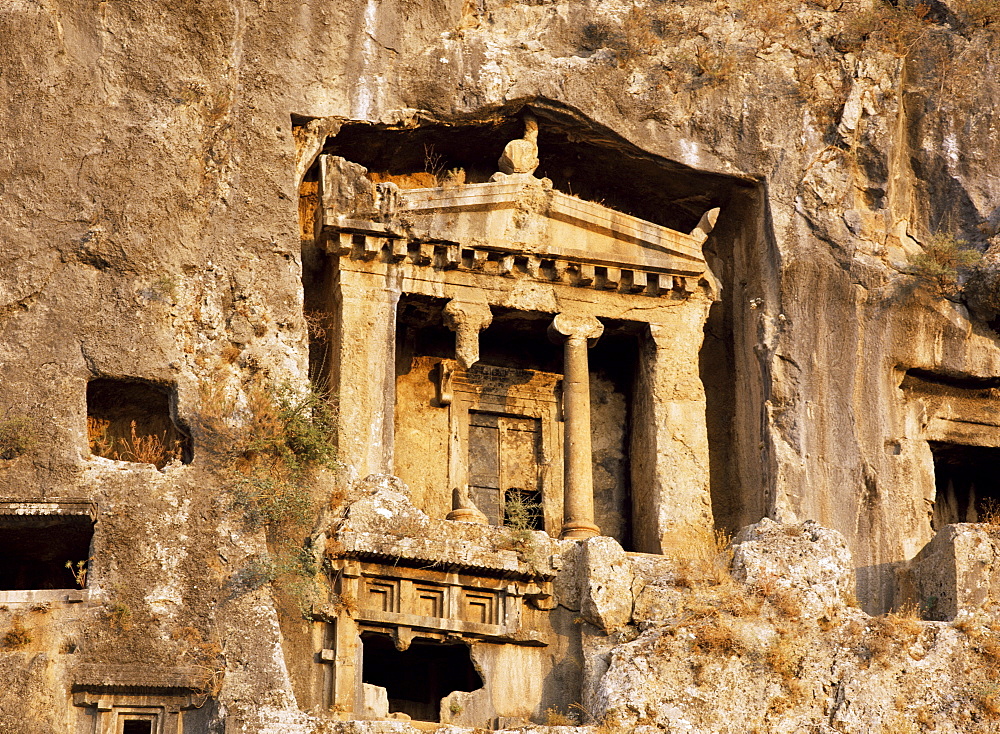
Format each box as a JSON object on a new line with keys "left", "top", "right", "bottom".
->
{"left": 906, "top": 523, "right": 1000, "bottom": 621}
{"left": 731, "top": 518, "right": 855, "bottom": 618}
{"left": 361, "top": 684, "right": 389, "bottom": 720}
{"left": 579, "top": 536, "right": 633, "bottom": 632}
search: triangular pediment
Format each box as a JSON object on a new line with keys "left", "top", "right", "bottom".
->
{"left": 402, "top": 178, "right": 710, "bottom": 277}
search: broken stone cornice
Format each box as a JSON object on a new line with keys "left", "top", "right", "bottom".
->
{"left": 72, "top": 663, "right": 205, "bottom": 691}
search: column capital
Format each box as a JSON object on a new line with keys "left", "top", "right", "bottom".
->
{"left": 443, "top": 300, "right": 493, "bottom": 369}
{"left": 548, "top": 313, "right": 604, "bottom": 345}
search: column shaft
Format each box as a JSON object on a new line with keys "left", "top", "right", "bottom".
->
{"left": 550, "top": 312, "right": 603, "bottom": 540}
{"left": 561, "top": 334, "right": 600, "bottom": 539}
{"left": 329, "top": 268, "right": 399, "bottom": 481}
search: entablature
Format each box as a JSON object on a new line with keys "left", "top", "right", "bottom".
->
{"left": 317, "top": 154, "right": 719, "bottom": 300}
{"left": 320, "top": 558, "right": 552, "bottom": 647}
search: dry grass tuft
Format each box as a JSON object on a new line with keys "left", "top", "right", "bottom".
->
{"left": 171, "top": 625, "right": 225, "bottom": 701}
{"left": 864, "top": 606, "right": 923, "bottom": 663}
{"left": 0, "top": 414, "right": 38, "bottom": 460}
{"left": 841, "top": 1, "right": 936, "bottom": 57}
{"left": 952, "top": 0, "right": 1000, "bottom": 28}
{"left": 1, "top": 618, "right": 31, "bottom": 649}
{"left": 670, "top": 527, "right": 734, "bottom": 589}
{"left": 978, "top": 498, "right": 1000, "bottom": 527}
{"left": 765, "top": 632, "right": 804, "bottom": 684}
{"left": 88, "top": 417, "right": 182, "bottom": 468}
{"left": 543, "top": 708, "right": 578, "bottom": 726}
{"left": 748, "top": 575, "right": 803, "bottom": 619}
{"left": 691, "top": 616, "right": 740, "bottom": 656}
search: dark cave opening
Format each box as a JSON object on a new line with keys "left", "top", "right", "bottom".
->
{"left": 360, "top": 632, "right": 483, "bottom": 722}
{"left": 0, "top": 514, "right": 93, "bottom": 591}
{"left": 317, "top": 104, "right": 734, "bottom": 234}
{"left": 930, "top": 441, "right": 1000, "bottom": 528}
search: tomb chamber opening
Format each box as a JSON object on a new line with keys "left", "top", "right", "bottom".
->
{"left": 122, "top": 720, "right": 153, "bottom": 734}
{"left": 930, "top": 442, "right": 1000, "bottom": 528}
{"left": 86, "top": 377, "right": 191, "bottom": 467}
{"left": 394, "top": 297, "right": 636, "bottom": 545}
{"left": 360, "top": 633, "right": 483, "bottom": 723}
{"left": 0, "top": 513, "right": 93, "bottom": 591}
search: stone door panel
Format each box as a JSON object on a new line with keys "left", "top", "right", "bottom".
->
{"left": 468, "top": 412, "right": 541, "bottom": 527}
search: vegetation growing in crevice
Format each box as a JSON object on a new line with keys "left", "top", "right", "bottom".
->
{"left": 1, "top": 618, "right": 31, "bottom": 649}
{"left": 199, "top": 370, "right": 338, "bottom": 531}
{"left": 0, "top": 414, "right": 38, "bottom": 461}
{"left": 906, "top": 232, "right": 982, "bottom": 298}
{"left": 234, "top": 540, "right": 327, "bottom": 619}
{"left": 88, "top": 417, "right": 183, "bottom": 468}
{"left": 502, "top": 492, "right": 546, "bottom": 572}
{"left": 170, "top": 625, "right": 226, "bottom": 703}
{"left": 200, "top": 367, "right": 337, "bottom": 619}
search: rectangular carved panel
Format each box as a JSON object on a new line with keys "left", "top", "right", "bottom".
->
{"left": 414, "top": 586, "right": 445, "bottom": 618}
{"left": 461, "top": 591, "right": 497, "bottom": 625}
{"left": 364, "top": 579, "right": 398, "bottom": 613}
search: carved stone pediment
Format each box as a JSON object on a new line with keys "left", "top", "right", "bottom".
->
{"left": 401, "top": 178, "right": 708, "bottom": 276}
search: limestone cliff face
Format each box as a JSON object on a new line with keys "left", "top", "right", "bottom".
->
{"left": 2, "top": 0, "right": 999, "bottom": 732}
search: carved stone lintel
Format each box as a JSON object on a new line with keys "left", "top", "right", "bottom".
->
{"left": 443, "top": 300, "right": 493, "bottom": 369}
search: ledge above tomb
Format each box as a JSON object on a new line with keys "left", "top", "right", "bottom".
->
{"left": 329, "top": 528, "right": 560, "bottom": 580}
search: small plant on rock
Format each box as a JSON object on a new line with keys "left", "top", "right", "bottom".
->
{"left": 65, "top": 559, "right": 89, "bottom": 589}
{"left": 107, "top": 599, "right": 133, "bottom": 631}
{"left": 502, "top": 491, "right": 545, "bottom": 571}
{"left": 2, "top": 618, "right": 31, "bottom": 649}
{"left": 0, "top": 414, "right": 38, "bottom": 461}
{"left": 978, "top": 498, "right": 1000, "bottom": 527}
{"left": 907, "top": 232, "right": 982, "bottom": 298}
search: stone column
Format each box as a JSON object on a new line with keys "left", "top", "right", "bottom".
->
{"left": 329, "top": 267, "right": 400, "bottom": 482}
{"left": 549, "top": 313, "right": 604, "bottom": 540}
{"left": 631, "top": 317, "right": 713, "bottom": 554}
{"left": 442, "top": 299, "right": 493, "bottom": 370}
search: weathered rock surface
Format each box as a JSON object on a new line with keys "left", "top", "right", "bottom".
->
{"left": 3, "top": 0, "right": 1000, "bottom": 730}
{"left": 732, "top": 517, "right": 856, "bottom": 618}
{"left": 905, "top": 523, "right": 1000, "bottom": 621}
{"left": 579, "top": 536, "right": 633, "bottom": 632}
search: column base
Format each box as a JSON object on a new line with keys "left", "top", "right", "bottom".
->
{"left": 560, "top": 520, "right": 601, "bottom": 540}
{"left": 446, "top": 507, "right": 489, "bottom": 524}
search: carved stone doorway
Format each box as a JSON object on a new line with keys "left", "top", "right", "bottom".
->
{"left": 468, "top": 412, "right": 543, "bottom": 528}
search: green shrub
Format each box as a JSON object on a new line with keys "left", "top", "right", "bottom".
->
{"left": 200, "top": 375, "right": 338, "bottom": 531}
{"left": 907, "top": 232, "right": 982, "bottom": 297}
